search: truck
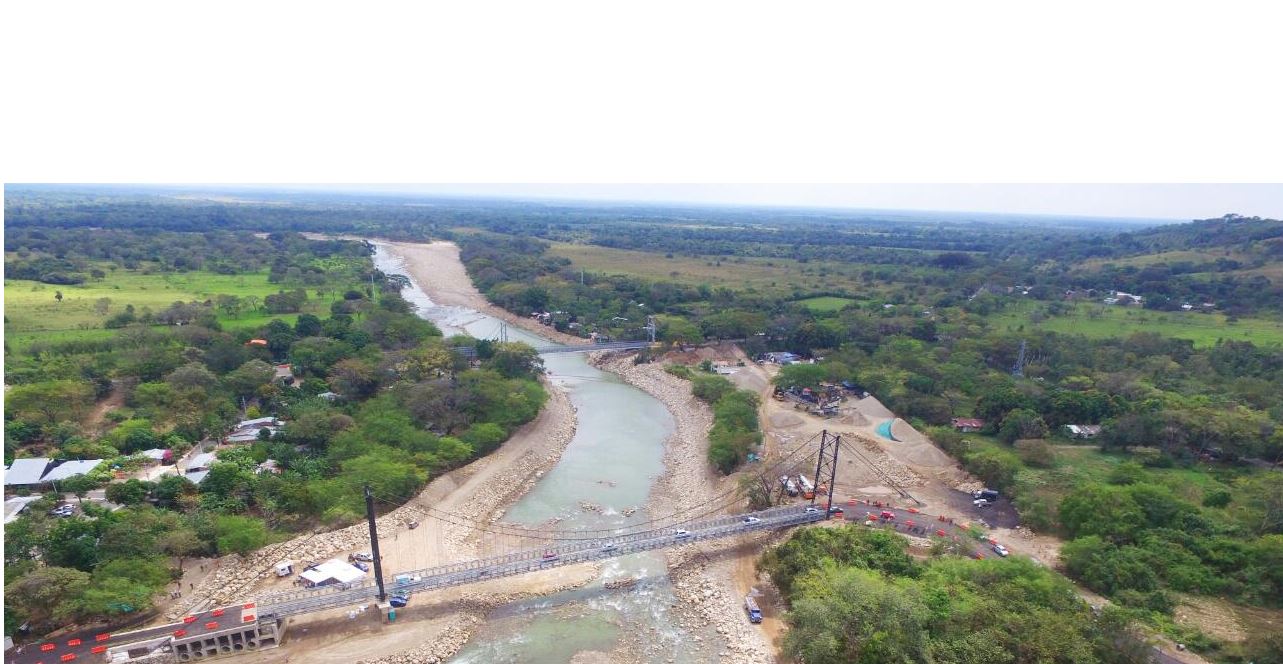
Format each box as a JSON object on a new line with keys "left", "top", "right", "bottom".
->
{"left": 394, "top": 573, "right": 422, "bottom": 586}
{"left": 779, "top": 475, "right": 799, "bottom": 497}
{"left": 744, "top": 596, "right": 763, "bottom": 624}
{"left": 796, "top": 474, "right": 816, "bottom": 499}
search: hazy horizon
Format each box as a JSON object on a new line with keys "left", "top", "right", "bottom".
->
{"left": 9, "top": 183, "right": 1283, "bottom": 222}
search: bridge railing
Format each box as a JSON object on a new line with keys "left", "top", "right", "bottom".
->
{"left": 257, "top": 505, "right": 821, "bottom": 618}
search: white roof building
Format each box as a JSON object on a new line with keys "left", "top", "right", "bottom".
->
{"left": 187, "top": 452, "right": 217, "bottom": 471}
{"left": 4, "top": 458, "right": 52, "bottom": 487}
{"left": 185, "top": 470, "right": 211, "bottom": 485}
{"left": 40, "top": 459, "right": 104, "bottom": 483}
{"left": 299, "top": 559, "right": 366, "bottom": 587}
{"left": 4, "top": 496, "right": 44, "bottom": 523}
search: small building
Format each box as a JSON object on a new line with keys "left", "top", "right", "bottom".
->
{"left": 762, "top": 352, "right": 801, "bottom": 365}
{"left": 1064, "top": 424, "right": 1102, "bottom": 439}
{"left": 185, "top": 470, "right": 210, "bottom": 485}
{"left": 256, "top": 459, "right": 282, "bottom": 475}
{"left": 4, "top": 458, "right": 53, "bottom": 489}
{"left": 227, "top": 417, "right": 282, "bottom": 443}
{"left": 187, "top": 452, "right": 217, "bottom": 472}
{"left": 275, "top": 560, "right": 295, "bottom": 577}
{"left": 317, "top": 391, "right": 341, "bottom": 402}
{"left": 299, "top": 559, "right": 367, "bottom": 588}
{"left": 4, "top": 496, "right": 44, "bottom": 523}
{"left": 139, "top": 448, "right": 173, "bottom": 465}
{"left": 951, "top": 418, "right": 985, "bottom": 433}
{"left": 39, "top": 459, "right": 104, "bottom": 484}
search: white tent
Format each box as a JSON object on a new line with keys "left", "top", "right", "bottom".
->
{"left": 299, "top": 559, "right": 366, "bottom": 587}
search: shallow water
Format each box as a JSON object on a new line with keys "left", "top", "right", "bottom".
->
{"left": 372, "top": 244, "right": 720, "bottom": 663}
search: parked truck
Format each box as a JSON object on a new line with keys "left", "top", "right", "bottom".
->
{"left": 779, "top": 475, "right": 799, "bottom": 497}
{"left": 797, "top": 474, "right": 816, "bottom": 500}
{"left": 744, "top": 596, "right": 763, "bottom": 624}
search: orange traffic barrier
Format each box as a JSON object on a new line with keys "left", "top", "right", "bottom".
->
{"left": 91, "top": 646, "right": 107, "bottom": 654}
{"left": 244, "top": 614, "right": 256, "bottom": 622}
{"left": 67, "top": 639, "right": 81, "bottom": 647}
{"left": 61, "top": 655, "right": 76, "bottom": 662}
{"left": 936, "top": 529, "right": 947, "bottom": 537}
{"left": 212, "top": 609, "right": 224, "bottom": 617}
{"left": 174, "top": 629, "right": 187, "bottom": 637}
{"left": 41, "top": 643, "right": 57, "bottom": 651}
{"left": 95, "top": 634, "right": 110, "bottom": 642}
{"left": 205, "top": 622, "right": 219, "bottom": 629}
{"left": 907, "top": 508, "right": 919, "bottom": 514}
{"left": 183, "top": 616, "right": 197, "bottom": 624}
{"left": 243, "top": 602, "right": 256, "bottom": 609}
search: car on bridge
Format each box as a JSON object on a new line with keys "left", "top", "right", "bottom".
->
{"left": 541, "top": 551, "right": 559, "bottom": 562}
{"left": 742, "top": 516, "right": 761, "bottom": 524}
{"left": 674, "top": 529, "right": 690, "bottom": 538}
{"left": 601, "top": 543, "right": 618, "bottom": 551}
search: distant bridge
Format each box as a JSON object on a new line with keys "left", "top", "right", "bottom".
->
{"left": 453, "top": 340, "right": 653, "bottom": 357}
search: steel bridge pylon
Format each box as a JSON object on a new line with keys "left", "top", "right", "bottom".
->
{"left": 811, "top": 430, "right": 841, "bottom": 513}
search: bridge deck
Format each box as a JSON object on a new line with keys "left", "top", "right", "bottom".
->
{"left": 256, "top": 504, "right": 822, "bottom": 618}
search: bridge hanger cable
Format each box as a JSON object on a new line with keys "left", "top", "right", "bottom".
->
{"left": 364, "top": 431, "right": 824, "bottom": 540}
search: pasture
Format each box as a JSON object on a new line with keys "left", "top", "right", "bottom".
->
{"left": 987, "top": 300, "right": 1283, "bottom": 348}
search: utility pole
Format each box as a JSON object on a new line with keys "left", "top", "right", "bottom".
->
{"left": 364, "top": 485, "right": 387, "bottom": 602}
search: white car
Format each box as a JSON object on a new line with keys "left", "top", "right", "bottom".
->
{"left": 674, "top": 529, "right": 691, "bottom": 538}
{"left": 992, "top": 544, "right": 1010, "bottom": 557}
{"left": 742, "top": 516, "right": 761, "bottom": 524}
{"left": 804, "top": 507, "right": 820, "bottom": 513}
{"left": 352, "top": 552, "right": 374, "bottom": 562}
{"left": 601, "top": 543, "right": 617, "bottom": 551}
{"left": 973, "top": 499, "right": 991, "bottom": 508}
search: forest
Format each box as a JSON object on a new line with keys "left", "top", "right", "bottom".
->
{"left": 4, "top": 228, "right": 547, "bottom": 636}
{"left": 6, "top": 189, "right": 1283, "bottom": 659}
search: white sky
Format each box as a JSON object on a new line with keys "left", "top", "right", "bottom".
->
{"left": 261, "top": 184, "right": 1283, "bottom": 221}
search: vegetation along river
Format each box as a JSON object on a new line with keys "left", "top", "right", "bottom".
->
{"left": 373, "top": 244, "right": 724, "bottom": 663}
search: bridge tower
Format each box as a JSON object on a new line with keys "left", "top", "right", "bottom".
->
{"left": 498, "top": 320, "right": 509, "bottom": 343}
{"left": 811, "top": 430, "right": 841, "bottom": 513}
{"left": 644, "top": 315, "right": 657, "bottom": 344}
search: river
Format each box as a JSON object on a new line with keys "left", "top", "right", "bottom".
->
{"left": 372, "top": 244, "right": 725, "bottom": 663}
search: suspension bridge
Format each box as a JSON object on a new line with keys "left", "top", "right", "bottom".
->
{"left": 11, "top": 431, "right": 943, "bottom": 664}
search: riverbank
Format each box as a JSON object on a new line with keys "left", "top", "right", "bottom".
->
{"left": 379, "top": 240, "right": 585, "bottom": 346}
{"left": 591, "top": 352, "right": 778, "bottom": 663}
{"left": 169, "top": 379, "right": 579, "bottom": 621}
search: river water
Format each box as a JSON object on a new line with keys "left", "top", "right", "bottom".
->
{"left": 372, "top": 245, "right": 722, "bottom": 663}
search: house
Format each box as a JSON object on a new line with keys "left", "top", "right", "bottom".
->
{"left": 951, "top": 418, "right": 985, "bottom": 433}
{"left": 256, "top": 459, "right": 282, "bottom": 475}
{"left": 1064, "top": 424, "right": 1102, "bottom": 439}
{"left": 227, "top": 416, "right": 283, "bottom": 443}
{"left": 4, "top": 496, "right": 43, "bottom": 524}
{"left": 317, "top": 391, "right": 340, "bottom": 402}
{"left": 4, "top": 458, "right": 53, "bottom": 489}
{"left": 40, "top": 460, "right": 105, "bottom": 484}
{"left": 187, "top": 452, "right": 217, "bottom": 472}
{"left": 139, "top": 448, "right": 173, "bottom": 465}
{"left": 299, "top": 559, "right": 367, "bottom": 588}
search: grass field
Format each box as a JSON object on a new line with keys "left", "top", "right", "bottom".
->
{"left": 4, "top": 269, "right": 334, "bottom": 351}
{"left": 795, "top": 296, "right": 858, "bottom": 312}
{"left": 547, "top": 242, "right": 883, "bottom": 298}
{"left": 987, "top": 300, "right": 1283, "bottom": 348}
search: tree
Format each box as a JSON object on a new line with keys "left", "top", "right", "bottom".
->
{"left": 165, "top": 362, "right": 220, "bottom": 393}
{"left": 60, "top": 474, "right": 99, "bottom": 507}
{"left": 5, "top": 380, "right": 95, "bottom": 426}
{"left": 998, "top": 408, "right": 1048, "bottom": 444}
{"left": 328, "top": 358, "right": 379, "bottom": 399}
{"left": 214, "top": 515, "right": 268, "bottom": 555}
{"left": 105, "top": 479, "right": 150, "bottom": 506}
{"left": 224, "top": 359, "right": 277, "bottom": 399}
{"left": 3, "top": 566, "right": 90, "bottom": 627}
{"left": 215, "top": 294, "right": 242, "bottom": 317}
{"left": 484, "top": 342, "right": 544, "bottom": 379}
{"left": 55, "top": 290, "right": 63, "bottom": 303}
{"left": 157, "top": 528, "right": 204, "bottom": 570}
{"left": 75, "top": 575, "right": 155, "bottom": 619}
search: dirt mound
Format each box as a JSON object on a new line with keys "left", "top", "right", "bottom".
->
{"left": 834, "top": 410, "right": 869, "bottom": 427}
{"left": 769, "top": 412, "right": 804, "bottom": 428}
